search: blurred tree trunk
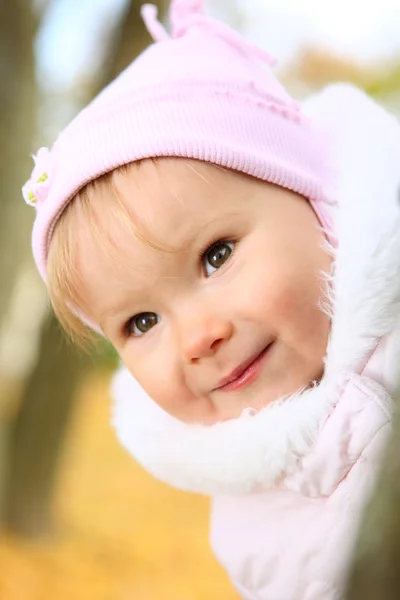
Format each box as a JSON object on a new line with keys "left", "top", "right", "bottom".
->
{"left": 102, "top": 0, "right": 168, "bottom": 84}
{"left": 0, "top": 0, "right": 38, "bottom": 321}
{"left": 3, "top": 0, "right": 168, "bottom": 537}
{"left": 0, "top": 0, "right": 39, "bottom": 519}
{"left": 344, "top": 401, "right": 400, "bottom": 599}
{"left": 3, "top": 314, "right": 91, "bottom": 536}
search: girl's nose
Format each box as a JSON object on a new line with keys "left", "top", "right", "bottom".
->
{"left": 179, "top": 310, "right": 234, "bottom": 363}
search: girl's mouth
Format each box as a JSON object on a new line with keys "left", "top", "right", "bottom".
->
{"left": 215, "top": 343, "right": 272, "bottom": 392}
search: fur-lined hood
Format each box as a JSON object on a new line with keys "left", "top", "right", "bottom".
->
{"left": 111, "top": 84, "right": 400, "bottom": 497}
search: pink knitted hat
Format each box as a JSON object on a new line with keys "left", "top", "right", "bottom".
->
{"left": 23, "top": 0, "right": 334, "bottom": 284}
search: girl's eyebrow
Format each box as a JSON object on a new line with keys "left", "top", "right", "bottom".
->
{"left": 165, "top": 211, "right": 242, "bottom": 253}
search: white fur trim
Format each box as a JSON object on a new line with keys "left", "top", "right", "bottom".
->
{"left": 111, "top": 84, "right": 400, "bottom": 495}
{"left": 112, "top": 371, "right": 339, "bottom": 494}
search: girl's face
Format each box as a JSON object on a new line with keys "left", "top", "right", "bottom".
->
{"left": 76, "top": 159, "right": 332, "bottom": 424}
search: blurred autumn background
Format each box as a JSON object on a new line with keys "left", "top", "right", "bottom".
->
{"left": 1, "top": 0, "right": 400, "bottom": 599}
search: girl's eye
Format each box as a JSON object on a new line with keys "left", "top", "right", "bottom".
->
{"left": 203, "top": 241, "right": 234, "bottom": 276}
{"left": 125, "top": 312, "right": 159, "bottom": 337}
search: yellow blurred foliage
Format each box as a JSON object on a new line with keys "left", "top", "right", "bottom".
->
{"left": 285, "top": 47, "right": 400, "bottom": 96}
{"left": 0, "top": 374, "right": 239, "bottom": 600}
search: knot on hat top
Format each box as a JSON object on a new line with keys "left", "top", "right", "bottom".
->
{"left": 170, "top": 0, "right": 205, "bottom": 35}
{"left": 141, "top": 0, "right": 205, "bottom": 41}
{"left": 141, "top": 0, "right": 276, "bottom": 66}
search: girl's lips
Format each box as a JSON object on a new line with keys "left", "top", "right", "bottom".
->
{"left": 215, "top": 344, "right": 272, "bottom": 392}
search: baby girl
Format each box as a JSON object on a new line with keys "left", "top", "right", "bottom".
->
{"left": 23, "top": 1, "right": 400, "bottom": 598}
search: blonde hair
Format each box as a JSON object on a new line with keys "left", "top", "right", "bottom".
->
{"left": 47, "top": 162, "right": 146, "bottom": 345}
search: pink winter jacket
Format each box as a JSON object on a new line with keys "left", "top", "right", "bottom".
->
{"left": 111, "top": 84, "right": 400, "bottom": 600}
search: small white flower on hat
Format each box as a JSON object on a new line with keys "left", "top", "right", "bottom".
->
{"left": 22, "top": 147, "right": 52, "bottom": 207}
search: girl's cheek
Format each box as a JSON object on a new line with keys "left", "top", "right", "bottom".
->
{"left": 127, "top": 344, "right": 173, "bottom": 389}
